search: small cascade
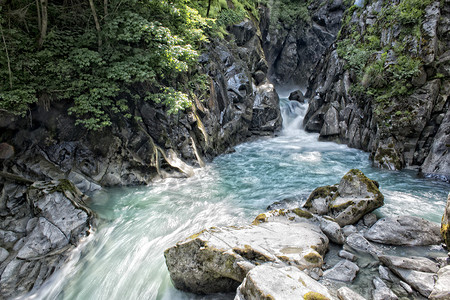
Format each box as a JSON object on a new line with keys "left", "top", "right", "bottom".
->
{"left": 279, "top": 98, "right": 308, "bottom": 136}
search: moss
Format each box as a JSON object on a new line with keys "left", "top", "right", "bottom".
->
{"left": 441, "top": 223, "right": 449, "bottom": 246}
{"left": 189, "top": 229, "right": 207, "bottom": 240}
{"left": 291, "top": 208, "right": 313, "bottom": 219}
{"left": 304, "top": 251, "right": 322, "bottom": 264}
{"left": 306, "top": 185, "right": 338, "bottom": 204}
{"left": 252, "top": 213, "right": 268, "bottom": 225}
{"left": 330, "top": 200, "right": 355, "bottom": 212}
{"left": 303, "top": 291, "right": 330, "bottom": 300}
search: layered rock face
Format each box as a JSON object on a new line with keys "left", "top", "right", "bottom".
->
{"left": 259, "top": 0, "right": 347, "bottom": 87}
{"left": 0, "top": 18, "right": 281, "bottom": 195}
{"left": 303, "top": 0, "right": 450, "bottom": 180}
{"left": 0, "top": 18, "right": 281, "bottom": 298}
{"left": 0, "top": 180, "right": 93, "bottom": 298}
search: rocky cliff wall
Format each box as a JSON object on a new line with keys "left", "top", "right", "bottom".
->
{"left": 259, "top": 0, "right": 347, "bottom": 88}
{"left": 0, "top": 18, "right": 281, "bottom": 298}
{"left": 303, "top": 0, "right": 450, "bottom": 180}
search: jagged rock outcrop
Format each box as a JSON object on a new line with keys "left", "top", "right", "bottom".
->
{"left": 0, "top": 179, "right": 93, "bottom": 299}
{"left": 259, "top": 0, "right": 347, "bottom": 87}
{"left": 303, "top": 169, "right": 384, "bottom": 226}
{"left": 365, "top": 215, "right": 443, "bottom": 246}
{"left": 303, "top": 0, "right": 450, "bottom": 180}
{"left": 0, "top": 18, "right": 281, "bottom": 195}
{"left": 0, "top": 18, "right": 281, "bottom": 298}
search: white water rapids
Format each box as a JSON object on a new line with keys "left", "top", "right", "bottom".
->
{"left": 25, "top": 98, "right": 449, "bottom": 300}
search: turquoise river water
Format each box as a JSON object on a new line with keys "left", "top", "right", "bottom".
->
{"left": 27, "top": 98, "right": 449, "bottom": 300}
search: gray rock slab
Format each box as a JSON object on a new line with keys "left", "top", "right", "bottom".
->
{"left": 324, "top": 259, "right": 359, "bottom": 282}
{"left": 338, "top": 250, "right": 356, "bottom": 261}
{"left": 164, "top": 221, "right": 329, "bottom": 294}
{"left": 337, "top": 286, "right": 367, "bottom": 300}
{"left": 365, "top": 216, "right": 442, "bottom": 246}
{"left": 379, "top": 255, "right": 439, "bottom": 273}
{"left": 346, "top": 233, "right": 381, "bottom": 256}
{"left": 235, "top": 265, "right": 333, "bottom": 300}
{"left": 390, "top": 267, "right": 435, "bottom": 297}
{"left": 372, "top": 277, "right": 398, "bottom": 300}
{"left": 429, "top": 265, "right": 450, "bottom": 300}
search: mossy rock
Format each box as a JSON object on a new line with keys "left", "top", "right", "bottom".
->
{"left": 291, "top": 208, "right": 314, "bottom": 219}
{"left": 303, "top": 291, "right": 330, "bottom": 300}
{"left": 442, "top": 193, "right": 450, "bottom": 246}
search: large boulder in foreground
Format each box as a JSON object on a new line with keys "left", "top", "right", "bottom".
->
{"left": 235, "top": 265, "right": 332, "bottom": 300}
{"left": 429, "top": 265, "right": 450, "bottom": 300}
{"left": 304, "top": 169, "right": 384, "bottom": 226}
{"left": 0, "top": 180, "right": 94, "bottom": 298}
{"left": 364, "top": 216, "right": 443, "bottom": 246}
{"left": 164, "top": 217, "right": 328, "bottom": 294}
{"left": 442, "top": 193, "right": 450, "bottom": 246}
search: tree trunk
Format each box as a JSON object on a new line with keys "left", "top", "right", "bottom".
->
{"left": 38, "top": 0, "right": 48, "bottom": 47}
{"left": 104, "top": 0, "right": 108, "bottom": 16}
{"left": 36, "top": 0, "right": 41, "bottom": 32}
{"left": 88, "top": 0, "right": 102, "bottom": 50}
{"left": 207, "top": 0, "right": 211, "bottom": 17}
{"left": 0, "top": 24, "right": 13, "bottom": 89}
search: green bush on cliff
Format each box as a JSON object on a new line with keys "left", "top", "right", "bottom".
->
{"left": 336, "top": 0, "right": 432, "bottom": 123}
{"left": 0, "top": 0, "right": 257, "bottom": 130}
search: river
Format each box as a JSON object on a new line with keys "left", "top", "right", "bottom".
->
{"left": 27, "top": 98, "right": 449, "bottom": 300}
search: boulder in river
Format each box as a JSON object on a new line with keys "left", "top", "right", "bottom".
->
{"left": 164, "top": 218, "right": 329, "bottom": 294}
{"left": 365, "top": 215, "right": 443, "bottom": 246}
{"left": 288, "top": 90, "right": 305, "bottom": 103}
{"left": 304, "top": 169, "right": 384, "bottom": 226}
{"left": 235, "top": 265, "right": 333, "bottom": 300}
{"left": 372, "top": 277, "right": 398, "bottom": 300}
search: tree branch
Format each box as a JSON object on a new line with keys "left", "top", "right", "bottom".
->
{"left": 0, "top": 23, "right": 12, "bottom": 89}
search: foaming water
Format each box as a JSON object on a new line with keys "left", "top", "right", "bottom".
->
{"left": 27, "top": 98, "right": 449, "bottom": 300}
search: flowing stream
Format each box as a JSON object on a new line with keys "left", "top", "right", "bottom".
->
{"left": 28, "top": 97, "right": 449, "bottom": 300}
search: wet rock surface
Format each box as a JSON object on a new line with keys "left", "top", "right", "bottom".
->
{"left": 165, "top": 169, "right": 450, "bottom": 299}
{"left": 302, "top": 0, "right": 450, "bottom": 180}
{"left": 0, "top": 179, "right": 93, "bottom": 299}
{"left": 259, "top": 0, "right": 347, "bottom": 87}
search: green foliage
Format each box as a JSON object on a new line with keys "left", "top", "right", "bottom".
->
{"left": 268, "top": 0, "right": 311, "bottom": 29}
{"left": 0, "top": 0, "right": 211, "bottom": 130}
{"left": 335, "top": 0, "right": 432, "bottom": 124}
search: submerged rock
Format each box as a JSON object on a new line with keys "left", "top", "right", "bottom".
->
{"left": 304, "top": 169, "right": 383, "bottom": 226}
{"left": 164, "top": 220, "right": 328, "bottom": 294}
{"left": 365, "top": 216, "right": 443, "bottom": 246}
{"left": 235, "top": 265, "right": 332, "bottom": 300}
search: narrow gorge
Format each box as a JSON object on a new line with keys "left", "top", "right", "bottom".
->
{"left": 0, "top": 0, "right": 449, "bottom": 299}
